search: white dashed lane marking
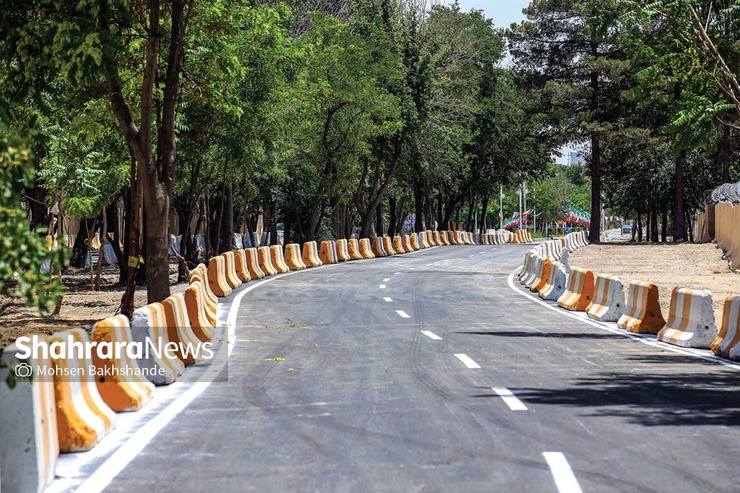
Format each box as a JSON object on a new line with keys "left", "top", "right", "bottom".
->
{"left": 543, "top": 452, "right": 583, "bottom": 493}
{"left": 492, "top": 387, "right": 528, "bottom": 411}
{"left": 395, "top": 310, "right": 411, "bottom": 319}
{"left": 383, "top": 297, "right": 393, "bottom": 302}
{"left": 421, "top": 331, "right": 442, "bottom": 340}
{"left": 383, "top": 278, "right": 391, "bottom": 282}
{"left": 379, "top": 284, "right": 386, "bottom": 289}
{"left": 454, "top": 354, "right": 481, "bottom": 369}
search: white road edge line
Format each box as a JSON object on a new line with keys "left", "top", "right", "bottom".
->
{"left": 73, "top": 267, "right": 325, "bottom": 493}
{"left": 396, "top": 310, "right": 411, "bottom": 319}
{"left": 383, "top": 297, "right": 393, "bottom": 302}
{"left": 543, "top": 452, "right": 583, "bottom": 493}
{"left": 507, "top": 272, "right": 740, "bottom": 371}
{"left": 421, "top": 330, "right": 442, "bottom": 340}
{"left": 492, "top": 387, "right": 528, "bottom": 411}
{"left": 379, "top": 284, "right": 386, "bottom": 289}
{"left": 454, "top": 353, "right": 481, "bottom": 369}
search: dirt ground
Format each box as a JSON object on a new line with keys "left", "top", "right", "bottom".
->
{"left": 0, "top": 263, "right": 188, "bottom": 348}
{"left": 569, "top": 242, "right": 740, "bottom": 325}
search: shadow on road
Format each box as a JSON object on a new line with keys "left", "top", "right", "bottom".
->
{"left": 457, "top": 330, "right": 618, "bottom": 340}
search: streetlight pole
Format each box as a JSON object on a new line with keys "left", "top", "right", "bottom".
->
{"left": 499, "top": 184, "right": 504, "bottom": 231}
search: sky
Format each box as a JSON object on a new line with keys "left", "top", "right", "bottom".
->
{"left": 443, "top": 0, "right": 532, "bottom": 30}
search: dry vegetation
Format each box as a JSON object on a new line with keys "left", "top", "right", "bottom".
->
{"left": 569, "top": 242, "right": 740, "bottom": 325}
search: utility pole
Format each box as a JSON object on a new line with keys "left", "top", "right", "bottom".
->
{"left": 499, "top": 184, "right": 504, "bottom": 230}
{"left": 522, "top": 181, "right": 528, "bottom": 231}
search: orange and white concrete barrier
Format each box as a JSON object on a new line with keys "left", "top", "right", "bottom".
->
{"left": 587, "top": 274, "right": 625, "bottom": 322}
{"left": 557, "top": 267, "right": 595, "bottom": 312}
{"left": 711, "top": 295, "right": 740, "bottom": 360}
{"left": 207, "top": 255, "right": 232, "bottom": 297}
{"left": 245, "top": 247, "right": 266, "bottom": 279}
{"left": 347, "top": 239, "right": 363, "bottom": 260}
{"left": 336, "top": 239, "right": 351, "bottom": 261}
{"left": 393, "top": 236, "right": 405, "bottom": 254}
{"left": 302, "top": 241, "right": 323, "bottom": 267}
{"left": 320, "top": 241, "right": 338, "bottom": 264}
{"left": 530, "top": 258, "right": 552, "bottom": 293}
{"left": 372, "top": 237, "right": 387, "bottom": 257}
{"left": 270, "top": 245, "right": 291, "bottom": 273}
{"left": 0, "top": 337, "right": 59, "bottom": 492}
{"left": 410, "top": 234, "right": 421, "bottom": 250}
{"left": 360, "top": 238, "right": 376, "bottom": 259}
{"left": 617, "top": 281, "right": 666, "bottom": 334}
{"left": 439, "top": 231, "right": 450, "bottom": 245}
{"left": 539, "top": 261, "right": 567, "bottom": 301}
{"left": 222, "top": 252, "right": 243, "bottom": 289}
{"left": 657, "top": 288, "right": 717, "bottom": 349}
{"left": 234, "top": 249, "right": 252, "bottom": 282}
{"left": 91, "top": 315, "right": 155, "bottom": 412}
{"left": 258, "top": 246, "right": 279, "bottom": 275}
{"left": 190, "top": 266, "right": 218, "bottom": 325}
{"left": 285, "top": 243, "right": 307, "bottom": 270}
{"left": 382, "top": 236, "right": 396, "bottom": 255}
{"left": 161, "top": 294, "right": 204, "bottom": 366}
{"left": 47, "top": 330, "right": 116, "bottom": 452}
{"left": 184, "top": 281, "right": 216, "bottom": 342}
{"left": 131, "top": 303, "right": 184, "bottom": 385}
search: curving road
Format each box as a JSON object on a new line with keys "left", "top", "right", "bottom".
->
{"left": 73, "top": 244, "right": 740, "bottom": 493}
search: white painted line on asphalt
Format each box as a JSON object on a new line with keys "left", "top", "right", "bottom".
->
{"left": 469, "top": 254, "right": 475, "bottom": 258}
{"left": 543, "top": 452, "right": 583, "bottom": 493}
{"left": 379, "top": 284, "right": 386, "bottom": 289}
{"left": 396, "top": 310, "right": 411, "bottom": 319}
{"left": 479, "top": 251, "right": 485, "bottom": 254}
{"left": 383, "top": 278, "right": 391, "bottom": 281}
{"left": 507, "top": 272, "right": 740, "bottom": 371}
{"left": 454, "top": 353, "right": 481, "bottom": 369}
{"left": 425, "top": 263, "right": 433, "bottom": 266}
{"left": 492, "top": 387, "right": 528, "bottom": 411}
{"left": 383, "top": 297, "right": 393, "bottom": 302}
{"left": 394, "top": 272, "right": 401, "bottom": 275}
{"left": 421, "top": 330, "right": 442, "bottom": 340}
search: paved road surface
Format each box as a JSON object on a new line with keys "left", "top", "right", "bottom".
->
{"left": 83, "top": 244, "right": 740, "bottom": 492}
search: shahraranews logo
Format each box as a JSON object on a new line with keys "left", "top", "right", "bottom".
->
{"left": 14, "top": 335, "right": 214, "bottom": 378}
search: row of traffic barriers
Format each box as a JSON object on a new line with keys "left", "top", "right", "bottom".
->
{"left": 518, "top": 232, "right": 740, "bottom": 361}
{"left": 0, "top": 228, "right": 524, "bottom": 493}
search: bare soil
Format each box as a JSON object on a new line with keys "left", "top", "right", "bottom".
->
{"left": 569, "top": 242, "right": 740, "bottom": 325}
{"left": 0, "top": 264, "right": 188, "bottom": 348}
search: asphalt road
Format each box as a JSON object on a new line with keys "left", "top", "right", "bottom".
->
{"left": 87, "top": 244, "right": 740, "bottom": 493}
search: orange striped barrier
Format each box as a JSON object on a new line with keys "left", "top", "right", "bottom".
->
{"left": 270, "top": 245, "right": 290, "bottom": 273}
{"left": 440, "top": 231, "right": 450, "bottom": 245}
{"left": 383, "top": 236, "right": 396, "bottom": 255}
{"left": 408, "top": 234, "right": 419, "bottom": 251}
{"left": 284, "top": 243, "right": 307, "bottom": 270}
{"left": 657, "top": 288, "right": 717, "bottom": 348}
{"left": 711, "top": 295, "right": 740, "bottom": 360}
{"left": 431, "top": 231, "right": 440, "bottom": 246}
{"left": 302, "top": 241, "right": 323, "bottom": 267}
{"left": 320, "top": 241, "right": 338, "bottom": 264}
{"left": 184, "top": 281, "right": 216, "bottom": 342}
{"left": 530, "top": 258, "right": 552, "bottom": 293}
{"left": 393, "top": 236, "right": 405, "bottom": 254}
{"left": 539, "top": 261, "right": 567, "bottom": 301}
{"left": 131, "top": 303, "right": 183, "bottom": 385}
{"left": 336, "top": 239, "right": 351, "bottom": 261}
{"left": 0, "top": 337, "right": 59, "bottom": 492}
{"left": 162, "top": 294, "right": 204, "bottom": 366}
{"left": 257, "top": 246, "right": 279, "bottom": 276}
{"left": 48, "top": 330, "right": 116, "bottom": 452}
{"left": 557, "top": 267, "right": 595, "bottom": 312}
{"left": 347, "top": 239, "right": 363, "bottom": 260}
{"left": 190, "top": 266, "right": 217, "bottom": 325}
{"left": 234, "top": 249, "right": 252, "bottom": 282}
{"left": 372, "top": 237, "right": 387, "bottom": 257}
{"left": 222, "top": 252, "right": 243, "bottom": 289}
{"left": 91, "top": 315, "right": 155, "bottom": 412}
{"left": 207, "top": 255, "right": 232, "bottom": 297}
{"left": 245, "top": 248, "right": 266, "bottom": 279}
{"left": 587, "top": 274, "right": 625, "bottom": 322}
{"left": 360, "top": 238, "right": 375, "bottom": 259}
{"left": 416, "top": 232, "right": 427, "bottom": 249}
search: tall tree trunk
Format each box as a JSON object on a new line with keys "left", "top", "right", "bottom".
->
{"left": 589, "top": 134, "right": 601, "bottom": 243}
{"left": 413, "top": 180, "right": 424, "bottom": 233}
{"left": 375, "top": 202, "right": 383, "bottom": 238}
{"left": 661, "top": 206, "right": 668, "bottom": 242}
{"left": 93, "top": 207, "right": 107, "bottom": 291}
{"left": 650, "top": 205, "right": 659, "bottom": 242}
{"left": 479, "top": 194, "right": 490, "bottom": 235}
{"left": 636, "top": 205, "right": 643, "bottom": 242}
{"left": 219, "top": 184, "right": 234, "bottom": 253}
{"left": 387, "top": 196, "right": 397, "bottom": 237}
{"left": 673, "top": 150, "right": 687, "bottom": 242}
{"left": 120, "top": 152, "right": 142, "bottom": 318}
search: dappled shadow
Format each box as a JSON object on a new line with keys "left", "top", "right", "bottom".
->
{"left": 511, "top": 367, "right": 740, "bottom": 427}
{"left": 457, "top": 330, "right": 618, "bottom": 340}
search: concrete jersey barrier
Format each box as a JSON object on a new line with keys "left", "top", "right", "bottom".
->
{"left": 234, "top": 249, "right": 252, "bottom": 282}
{"left": 320, "top": 241, "right": 338, "bottom": 264}
{"left": 557, "top": 267, "right": 595, "bottom": 312}
{"left": 539, "top": 261, "right": 567, "bottom": 301}
{"left": 284, "top": 243, "right": 307, "bottom": 270}
{"left": 244, "top": 248, "right": 266, "bottom": 279}
{"left": 131, "top": 303, "right": 182, "bottom": 385}
{"left": 372, "top": 237, "right": 386, "bottom": 257}
{"left": 335, "top": 239, "right": 351, "bottom": 261}
{"left": 269, "top": 245, "right": 291, "bottom": 273}
{"left": 257, "top": 246, "right": 279, "bottom": 275}
{"left": 617, "top": 281, "right": 666, "bottom": 334}
{"left": 302, "top": 241, "right": 323, "bottom": 267}
{"left": 657, "top": 288, "right": 717, "bottom": 349}
{"left": 711, "top": 295, "right": 740, "bottom": 360}
{"left": 222, "top": 252, "right": 243, "bottom": 289}
{"left": 587, "top": 274, "right": 625, "bottom": 322}
{"left": 161, "top": 294, "right": 204, "bottom": 366}
{"left": 207, "top": 255, "right": 232, "bottom": 297}
{"left": 359, "top": 238, "right": 375, "bottom": 259}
